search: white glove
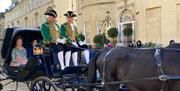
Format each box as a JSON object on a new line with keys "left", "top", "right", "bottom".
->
{"left": 79, "top": 41, "right": 86, "bottom": 46}
{"left": 56, "top": 38, "right": 66, "bottom": 44}
{"left": 72, "top": 42, "right": 78, "bottom": 47}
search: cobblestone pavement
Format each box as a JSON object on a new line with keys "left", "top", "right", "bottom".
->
{"left": 1, "top": 80, "right": 74, "bottom": 91}
{"left": 1, "top": 80, "right": 29, "bottom": 91}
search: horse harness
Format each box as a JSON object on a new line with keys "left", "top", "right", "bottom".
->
{"left": 100, "top": 47, "right": 180, "bottom": 91}
{"left": 154, "top": 48, "right": 167, "bottom": 91}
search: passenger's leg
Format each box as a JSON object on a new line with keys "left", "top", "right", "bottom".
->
{"left": 58, "top": 51, "right": 65, "bottom": 70}
{"left": 65, "top": 51, "right": 71, "bottom": 67}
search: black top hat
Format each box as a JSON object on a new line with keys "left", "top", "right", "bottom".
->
{"left": 44, "top": 10, "right": 57, "bottom": 17}
{"left": 64, "top": 11, "right": 76, "bottom": 17}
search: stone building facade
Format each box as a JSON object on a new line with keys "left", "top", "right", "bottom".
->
{"left": 5, "top": 0, "right": 76, "bottom": 28}
{"left": 0, "top": 13, "right": 5, "bottom": 30}
{"left": 4, "top": 0, "right": 180, "bottom": 46}
{"left": 76, "top": 0, "right": 180, "bottom": 46}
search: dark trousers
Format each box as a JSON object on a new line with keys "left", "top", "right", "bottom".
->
{"left": 45, "top": 43, "right": 64, "bottom": 65}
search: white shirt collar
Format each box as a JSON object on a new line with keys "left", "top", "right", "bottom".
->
{"left": 70, "top": 23, "right": 75, "bottom": 31}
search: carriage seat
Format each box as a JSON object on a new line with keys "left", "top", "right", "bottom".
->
{"left": 5, "top": 57, "right": 39, "bottom": 78}
{"left": 7, "top": 43, "right": 38, "bottom": 73}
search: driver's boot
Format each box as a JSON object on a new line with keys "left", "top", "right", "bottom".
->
{"left": 72, "top": 52, "right": 78, "bottom": 66}
{"left": 58, "top": 51, "right": 65, "bottom": 70}
{"left": 83, "top": 50, "right": 90, "bottom": 64}
{"left": 65, "top": 51, "right": 71, "bottom": 67}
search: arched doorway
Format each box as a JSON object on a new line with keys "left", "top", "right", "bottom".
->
{"left": 118, "top": 9, "right": 135, "bottom": 46}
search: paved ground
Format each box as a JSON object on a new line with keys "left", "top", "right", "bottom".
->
{"left": 1, "top": 79, "right": 72, "bottom": 91}
{"left": 1, "top": 81, "right": 29, "bottom": 91}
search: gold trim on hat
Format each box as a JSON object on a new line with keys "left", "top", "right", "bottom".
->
{"left": 46, "top": 11, "right": 57, "bottom": 17}
{"left": 51, "top": 12, "right": 57, "bottom": 17}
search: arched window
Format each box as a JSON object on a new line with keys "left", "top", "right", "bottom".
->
{"left": 122, "top": 14, "right": 133, "bottom": 22}
{"left": 120, "top": 9, "right": 134, "bottom": 23}
{"left": 118, "top": 9, "right": 135, "bottom": 45}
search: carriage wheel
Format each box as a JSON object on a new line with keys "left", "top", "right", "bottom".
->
{"left": 25, "top": 81, "right": 32, "bottom": 89}
{"left": 30, "top": 76, "right": 62, "bottom": 91}
{"left": 0, "top": 65, "right": 8, "bottom": 78}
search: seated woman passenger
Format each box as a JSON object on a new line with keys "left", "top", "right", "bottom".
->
{"left": 10, "top": 36, "right": 28, "bottom": 67}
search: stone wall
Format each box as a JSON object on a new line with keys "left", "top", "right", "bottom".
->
{"left": 145, "top": 7, "right": 161, "bottom": 43}
{"left": 0, "top": 28, "right": 4, "bottom": 59}
{"left": 76, "top": 0, "right": 180, "bottom": 46}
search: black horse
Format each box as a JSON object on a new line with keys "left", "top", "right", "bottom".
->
{"left": 87, "top": 44, "right": 180, "bottom": 91}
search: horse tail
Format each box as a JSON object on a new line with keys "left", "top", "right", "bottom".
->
{"left": 86, "top": 52, "right": 101, "bottom": 91}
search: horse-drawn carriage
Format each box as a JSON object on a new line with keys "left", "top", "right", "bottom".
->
{"left": 0, "top": 27, "right": 132, "bottom": 91}
{"left": 1, "top": 27, "right": 180, "bottom": 91}
{"left": 0, "top": 27, "right": 92, "bottom": 91}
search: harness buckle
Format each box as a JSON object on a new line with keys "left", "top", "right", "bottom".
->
{"left": 159, "top": 75, "right": 168, "bottom": 81}
{"left": 155, "top": 48, "right": 160, "bottom": 56}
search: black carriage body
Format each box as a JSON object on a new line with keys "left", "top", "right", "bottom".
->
{"left": 0, "top": 27, "right": 45, "bottom": 81}
{"left": 1, "top": 27, "right": 42, "bottom": 62}
{"left": 0, "top": 27, "right": 90, "bottom": 91}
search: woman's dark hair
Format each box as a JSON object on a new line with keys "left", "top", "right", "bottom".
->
{"left": 136, "top": 40, "right": 142, "bottom": 48}
{"left": 169, "top": 40, "right": 175, "bottom": 45}
{"left": 15, "top": 36, "right": 23, "bottom": 41}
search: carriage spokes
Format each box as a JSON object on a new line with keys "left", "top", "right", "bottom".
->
{"left": 30, "top": 76, "right": 60, "bottom": 91}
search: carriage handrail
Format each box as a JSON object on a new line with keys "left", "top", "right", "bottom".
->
{"left": 70, "top": 44, "right": 103, "bottom": 52}
{"left": 53, "top": 44, "right": 104, "bottom": 53}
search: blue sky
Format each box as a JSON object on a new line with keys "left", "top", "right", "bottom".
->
{"left": 0, "top": 0, "right": 11, "bottom": 12}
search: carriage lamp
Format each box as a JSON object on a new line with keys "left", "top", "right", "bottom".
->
{"left": 33, "top": 45, "right": 43, "bottom": 55}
